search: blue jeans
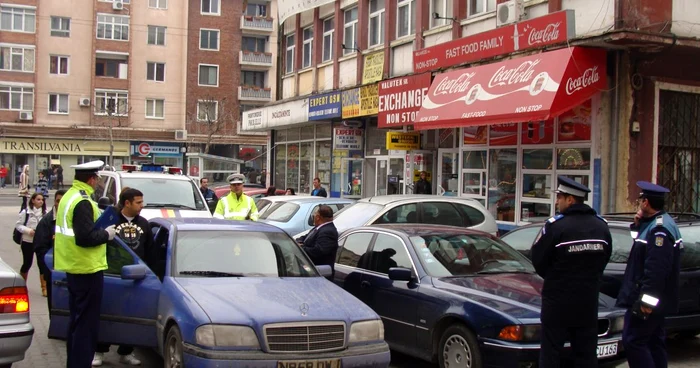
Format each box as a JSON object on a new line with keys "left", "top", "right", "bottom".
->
{"left": 0, "top": 177, "right": 5, "bottom": 187}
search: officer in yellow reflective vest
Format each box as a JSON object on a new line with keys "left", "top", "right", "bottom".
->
{"left": 214, "top": 173, "right": 259, "bottom": 221}
{"left": 54, "top": 160, "right": 117, "bottom": 368}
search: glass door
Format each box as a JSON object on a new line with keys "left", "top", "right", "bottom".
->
{"left": 406, "top": 151, "right": 435, "bottom": 194}
{"left": 437, "top": 149, "right": 459, "bottom": 196}
{"left": 388, "top": 157, "right": 404, "bottom": 195}
{"left": 341, "top": 158, "right": 364, "bottom": 199}
{"left": 376, "top": 158, "right": 388, "bottom": 196}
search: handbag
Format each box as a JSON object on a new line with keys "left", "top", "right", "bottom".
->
{"left": 13, "top": 212, "right": 29, "bottom": 245}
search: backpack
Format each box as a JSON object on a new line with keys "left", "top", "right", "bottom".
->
{"left": 13, "top": 212, "right": 29, "bottom": 245}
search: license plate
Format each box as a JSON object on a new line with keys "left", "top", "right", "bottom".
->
{"left": 596, "top": 342, "right": 618, "bottom": 359}
{"left": 277, "top": 359, "right": 341, "bottom": 368}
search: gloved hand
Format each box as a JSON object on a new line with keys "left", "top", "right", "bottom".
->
{"left": 631, "top": 300, "right": 651, "bottom": 320}
{"left": 105, "top": 225, "right": 116, "bottom": 241}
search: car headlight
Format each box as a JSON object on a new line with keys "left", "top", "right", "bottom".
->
{"left": 349, "top": 320, "right": 384, "bottom": 343}
{"left": 195, "top": 325, "right": 260, "bottom": 348}
{"left": 498, "top": 325, "right": 541, "bottom": 342}
{"left": 610, "top": 315, "right": 625, "bottom": 334}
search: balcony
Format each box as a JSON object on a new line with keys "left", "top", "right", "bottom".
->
{"left": 239, "top": 86, "right": 272, "bottom": 102}
{"left": 241, "top": 15, "right": 274, "bottom": 33}
{"left": 239, "top": 51, "right": 273, "bottom": 68}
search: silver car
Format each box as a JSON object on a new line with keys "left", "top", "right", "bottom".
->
{"left": 258, "top": 196, "right": 355, "bottom": 236}
{"left": 0, "top": 257, "right": 33, "bottom": 367}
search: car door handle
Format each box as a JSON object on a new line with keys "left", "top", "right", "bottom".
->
{"left": 361, "top": 281, "right": 371, "bottom": 288}
{"left": 54, "top": 279, "right": 68, "bottom": 287}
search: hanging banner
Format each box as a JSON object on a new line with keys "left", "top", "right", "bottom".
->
{"left": 278, "top": 0, "right": 334, "bottom": 24}
{"left": 378, "top": 73, "right": 431, "bottom": 128}
{"left": 342, "top": 88, "right": 360, "bottom": 118}
{"left": 308, "top": 91, "right": 342, "bottom": 120}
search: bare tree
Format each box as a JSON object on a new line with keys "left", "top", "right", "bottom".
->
{"left": 101, "top": 100, "right": 132, "bottom": 167}
{"left": 188, "top": 96, "right": 237, "bottom": 154}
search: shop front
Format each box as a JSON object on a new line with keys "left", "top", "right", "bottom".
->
{"left": 130, "top": 141, "right": 183, "bottom": 167}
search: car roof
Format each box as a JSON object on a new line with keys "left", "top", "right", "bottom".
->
{"left": 359, "top": 194, "right": 480, "bottom": 205}
{"left": 348, "top": 224, "right": 495, "bottom": 237}
{"left": 101, "top": 171, "right": 194, "bottom": 181}
{"left": 259, "top": 196, "right": 354, "bottom": 204}
{"left": 154, "top": 217, "right": 286, "bottom": 233}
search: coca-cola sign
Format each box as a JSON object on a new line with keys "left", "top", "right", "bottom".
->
{"left": 565, "top": 66, "right": 600, "bottom": 95}
{"left": 488, "top": 60, "right": 540, "bottom": 88}
{"left": 435, "top": 73, "right": 476, "bottom": 95}
{"left": 527, "top": 23, "right": 562, "bottom": 46}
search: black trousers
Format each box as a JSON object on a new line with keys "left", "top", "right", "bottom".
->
{"left": 622, "top": 309, "right": 667, "bottom": 368}
{"left": 37, "top": 250, "right": 52, "bottom": 314}
{"left": 66, "top": 271, "right": 103, "bottom": 368}
{"left": 539, "top": 323, "right": 598, "bottom": 368}
{"left": 20, "top": 196, "right": 27, "bottom": 212}
{"left": 20, "top": 241, "right": 34, "bottom": 274}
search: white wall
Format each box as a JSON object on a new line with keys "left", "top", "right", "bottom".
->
{"left": 672, "top": 0, "right": 700, "bottom": 38}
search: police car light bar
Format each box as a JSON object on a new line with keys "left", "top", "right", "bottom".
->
{"left": 121, "top": 164, "right": 183, "bottom": 175}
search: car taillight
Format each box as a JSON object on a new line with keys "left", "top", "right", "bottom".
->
{"left": 0, "top": 286, "right": 30, "bottom": 313}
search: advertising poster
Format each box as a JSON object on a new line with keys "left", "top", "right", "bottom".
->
{"left": 463, "top": 126, "right": 488, "bottom": 145}
{"left": 489, "top": 123, "right": 519, "bottom": 146}
{"left": 341, "top": 89, "right": 360, "bottom": 118}
{"left": 558, "top": 99, "right": 592, "bottom": 141}
{"left": 520, "top": 119, "right": 554, "bottom": 144}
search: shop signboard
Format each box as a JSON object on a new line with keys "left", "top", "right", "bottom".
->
{"left": 242, "top": 108, "right": 266, "bottom": 131}
{"left": 308, "top": 91, "right": 342, "bottom": 120}
{"left": 342, "top": 88, "right": 360, "bottom": 118}
{"left": 131, "top": 142, "right": 181, "bottom": 157}
{"left": 386, "top": 131, "right": 420, "bottom": 150}
{"left": 0, "top": 138, "right": 129, "bottom": 156}
{"left": 333, "top": 128, "right": 363, "bottom": 150}
{"left": 378, "top": 73, "right": 431, "bottom": 128}
{"left": 266, "top": 99, "right": 309, "bottom": 129}
{"left": 359, "top": 84, "right": 379, "bottom": 116}
{"left": 413, "top": 10, "right": 575, "bottom": 73}
{"left": 362, "top": 52, "right": 385, "bottom": 84}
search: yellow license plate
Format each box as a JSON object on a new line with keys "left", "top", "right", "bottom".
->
{"left": 277, "top": 359, "right": 341, "bottom": 368}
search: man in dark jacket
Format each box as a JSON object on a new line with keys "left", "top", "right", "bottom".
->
{"left": 530, "top": 176, "right": 612, "bottom": 368}
{"left": 34, "top": 189, "right": 67, "bottom": 307}
{"left": 310, "top": 178, "right": 328, "bottom": 197}
{"left": 414, "top": 171, "right": 432, "bottom": 194}
{"left": 300, "top": 205, "right": 338, "bottom": 275}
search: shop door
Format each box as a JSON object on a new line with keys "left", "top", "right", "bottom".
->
{"left": 437, "top": 149, "right": 459, "bottom": 196}
{"left": 388, "top": 157, "right": 405, "bottom": 195}
{"left": 406, "top": 151, "right": 435, "bottom": 194}
{"left": 375, "top": 158, "right": 388, "bottom": 196}
{"left": 341, "top": 158, "right": 364, "bottom": 199}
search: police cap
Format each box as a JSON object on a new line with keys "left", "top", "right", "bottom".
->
{"left": 227, "top": 173, "right": 245, "bottom": 184}
{"left": 554, "top": 176, "right": 590, "bottom": 198}
{"left": 637, "top": 181, "right": 670, "bottom": 199}
{"left": 70, "top": 160, "right": 104, "bottom": 175}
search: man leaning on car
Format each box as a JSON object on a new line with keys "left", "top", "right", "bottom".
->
{"left": 530, "top": 176, "right": 612, "bottom": 368}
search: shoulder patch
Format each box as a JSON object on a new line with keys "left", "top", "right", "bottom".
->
{"left": 79, "top": 190, "right": 89, "bottom": 199}
{"left": 596, "top": 215, "right": 608, "bottom": 223}
{"left": 547, "top": 214, "right": 564, "bottom": 223}
{"left": 655, "top": 236, "right": 665, "bottom": 247}
{"left": 656, "top": 216, "right": 663, "bottom": 226}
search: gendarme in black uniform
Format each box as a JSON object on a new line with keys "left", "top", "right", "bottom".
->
{"left": 531, "top": 176, "right": 612, "bottom": 368}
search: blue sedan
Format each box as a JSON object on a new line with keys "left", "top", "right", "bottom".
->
{"left": 334, "top": 224, "right": 625, "bottom": 368}
{"left": 47, "top": 218, "right": 390, "bottom": 368}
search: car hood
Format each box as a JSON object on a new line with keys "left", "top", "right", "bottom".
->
{"left": 141, "top": 208, "right": 212, "bottom": 220}
{"left": 176, "top": 277, "right": 378, "bottom": 325}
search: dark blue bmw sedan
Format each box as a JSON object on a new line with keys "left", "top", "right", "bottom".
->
{"left": 333, "top": 224, "right": 625, "bottom": 368}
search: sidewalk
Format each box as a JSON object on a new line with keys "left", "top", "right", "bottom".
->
{"left": 0, "top": 187, "right": 64, "bottom": 197}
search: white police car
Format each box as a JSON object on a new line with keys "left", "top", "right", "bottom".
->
{"left": 94, "top": 164, "right": 212, "bottom": 219}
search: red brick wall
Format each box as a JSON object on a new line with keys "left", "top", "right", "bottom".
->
{"left": 619, "top": 0, "right": 672, "bottom": 32}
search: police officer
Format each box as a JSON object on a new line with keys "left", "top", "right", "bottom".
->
{"left": 531, "top": 176, "right": 612, "bottom": 368}
{"left": 616, "top": 182, "right": 683, "bottom": 368}
{"left": 214, "top": 173, "right": 259, "bottom": 221}
{"left": 54, "top": 160, "right": 116, "bottom": 368}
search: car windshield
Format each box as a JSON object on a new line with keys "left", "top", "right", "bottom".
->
{"left": 122, "top": 178, "right": 206, "bottom": 210}
{"left": 259, "top": 202, "right": 300, "bottom": 222}
{"left": 333, "top": 202, "right": 384, "bottom": 233}
{"left": 410, "top": 233, "right": 536, "bottom": 277}
{"left": 174, "top": 230, "right": 318, "bottom": 277}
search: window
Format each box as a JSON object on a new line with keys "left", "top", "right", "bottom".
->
{"left": 422, "top": 202, "right": 464, "bottom": 227}
{"left": 368, "top": 234, "right": 413, "bottom": 274}
{"left": 198, "top": 64, "right": 218, "bottom": 86}
{"left": 0, "top": 6, "right": 35, "bottom": 33}
{"left": 145, "top": 99, "right": 164, "bottom": 118}
{"left": 456, "top": 203, "right": 486, "bottom": 227}
{"left": 302, "top": 27, "right": 313, "bottom": 69}
{"left": 201, "top": 0, "right": 220, "bottom": 15}
{"left": 197, "top": 100, "right": 218, "bottom": 121}
{"left": 397, "top": 0, "right": 415, "bottom": 38}
{"left": 285, "top": 35, "right": 294, "bottom": 74}
{"left": 430, "top": 0, "right": 453, "bottom": 28}
{"left": 469, "top": 0, "right": 496, "bottom": 17}
{"left": 200, "top": 29, "right": 219, "bottom": 50}
{"left": 322, "top": 18, "right": 334, "bottom": 62}
{"left": 0, "top": 86, "right": 33, "bottom": 111}
{"left": 241, "top": 71, "right": 265, "bottom": 88}
{"left": 96, "top": 14, "right": 129, "bottom": 41}
{"left": 337, "top": 232, "right": 373, "bottom": 268}
{"left": 242, "top": 37, "right": 266, "bottom": 53}
{"left": 368, "top": 0, "right": 385, "bottom": 47}
{"left": 343, "top": 7, "right": 358, "bottom": 55}
{"left": 373, "top": 203, "right": 418, "bottom": 224}
{"left": 50, "top": 16, "right": 70, "bottom": 37}
{"left": 245, "top": 2, "right": 267, "bottom": 16}
{"left": 147, "top": 26, "right": 166, "bottom": 45}
{"left": 105, "top": 241, "right": 136, "bottom": 276}
{"left": 48, "top": 93, "right": 68, "bottom": 114}
{"left": 49, "top": 55, "right": 68, "bottom": 75}
{"left": 95, "top": 59, "right": 126, "bottom": 78}
{"left": 95, "top": 90, "right": 128, "bottom": 116}
{"left": 0, "top": 45, "right": 34, "bottom": 72}
{"left": 149, "top": 0, "right": 167, "bottom": 9}
{"left": 501, "top": 226, "right": 541, "bottom": 254}
{"left": 146, "top": 62, "right": 165, "bottom": 82}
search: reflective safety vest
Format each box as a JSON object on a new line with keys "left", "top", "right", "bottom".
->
{"left": 54, "top": 180, "right": 107, "bottom": 274}
{"left": 214, "top": 193, "right": 259, "bottom": 221}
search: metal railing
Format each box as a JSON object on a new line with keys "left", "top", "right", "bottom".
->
{"left": 241, "top": 15, "right": 273, "bottom": 31}
{"left": 239, "top": 86, "right": 271, "bottom": 100}
{"left": 240, "top": 51, "right": 272, "bottom": 65}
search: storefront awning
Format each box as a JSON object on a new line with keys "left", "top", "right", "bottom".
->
{"left": 414, "top": 47, "right": 607, "bottom": 130}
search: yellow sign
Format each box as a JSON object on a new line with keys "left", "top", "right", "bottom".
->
{"left": 359, "top": 84, "right": 379, "bottom": 116}
{"left": 386, "top": 131, "right": 420, "bottom": 150}
{"left": 362, "top": 52, "right": 384, "bottom": 84}
{"left": 341, "top": 88, "right": 360, "bottom": 118}
{"left": 0, "top": 138, "right": 129, "bottom": 156}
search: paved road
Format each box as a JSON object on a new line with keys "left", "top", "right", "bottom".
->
{"left": 0, "top": 192, "right": 698, "bottom": 367}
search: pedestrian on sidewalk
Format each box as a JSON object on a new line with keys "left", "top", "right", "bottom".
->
{"left": 56, "top": 165, "right": 64, "bottom": 190}
{"left": 15, "top": 192, "right": 47, "bottom": 283}
{"left": 0, "top": 164, "right": 7, "bottom": 188}
{"left": 35, "top": 171, "right": 49, "bottom": 197}
{"left": 34, "top": 190, "right": 66, "bottom": 302}
{"left": 18, "top": 164, "right": 30, "bottom": 211}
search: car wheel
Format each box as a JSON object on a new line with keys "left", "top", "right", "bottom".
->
{"left": 438, "top": 324, "right": 482, "bottom": 368}
{"left": 164, "top": 325, "right": 184, "bottom": 368}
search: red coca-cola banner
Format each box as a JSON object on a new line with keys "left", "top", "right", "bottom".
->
{"left": 414, "top": 47, "right": 607, "bottom": 130}
{"left": 413, "top": 10, "right": 575, "bottom": 73}
{"left": 378, "top": 73, "right": 432, "bottom": 128}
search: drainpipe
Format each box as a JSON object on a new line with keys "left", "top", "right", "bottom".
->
{"left": 607, "top": 51, "right": 621, "bottom": 214}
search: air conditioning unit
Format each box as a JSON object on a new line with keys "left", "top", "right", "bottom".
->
{"left": 112, "top": 1, "right": 124, "bottom": 10}
{"left": 175, "top": 129, "right": 187, "bottom": 141}
{"left": 79, "top": 98, "right": 91, "bottom": 107}
{"left": 496, "top": 0, "right": 524, "bottom": 27}
{"left": 19, "top": 111, "right": 33, "bottom": 121}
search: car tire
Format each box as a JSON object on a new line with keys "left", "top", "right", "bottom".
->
{"left": 164, "top": 325, "right": 184, "bottom": 368}
{"left": 438, "top": 324, "right": 482, "bottom": 368}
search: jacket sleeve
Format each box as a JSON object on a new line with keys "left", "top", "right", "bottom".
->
{"left": 530, "top": 222, "right": 557, "bottom": 277}
{"left": 639, "top": 227, "right": 675, "bottom": 307}
{"left": 16, "top": 210, "right": 30, "bottom": 234}
{"left": 302, "top": 227, "right": 338, "bottom": 259}
{"left": 248, "top": 199, "right": 259, "bottom": 221}
{"left": 603, "top": 228, "right": 613, "bottom": 265}
{"left": 33, "top": 215, "right": 53, "bottom": 254}
{"left": 213, "top": 197, "right": 225, "bottom": 219}
{"left": 73, "top": 201, "right": 110, "bottom": 247}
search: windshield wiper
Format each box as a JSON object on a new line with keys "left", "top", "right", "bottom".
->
{"left": 179, "top": 271, "right": 245, "bottom": 277}
{"left": 145, "top": 203, "right": 197, "bottom": 210}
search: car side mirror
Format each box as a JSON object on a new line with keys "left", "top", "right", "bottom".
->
{"left": 98, "top": 196, "right": 114, "bottom": 210}
{"left": 316, "top": 265, "right": 333, "bottom": 278}
{"left": 388, "top": 267, "right": 413, "bottom": 282}
{"left": 121, "top": 264, "right": 147, "bottom": 281}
